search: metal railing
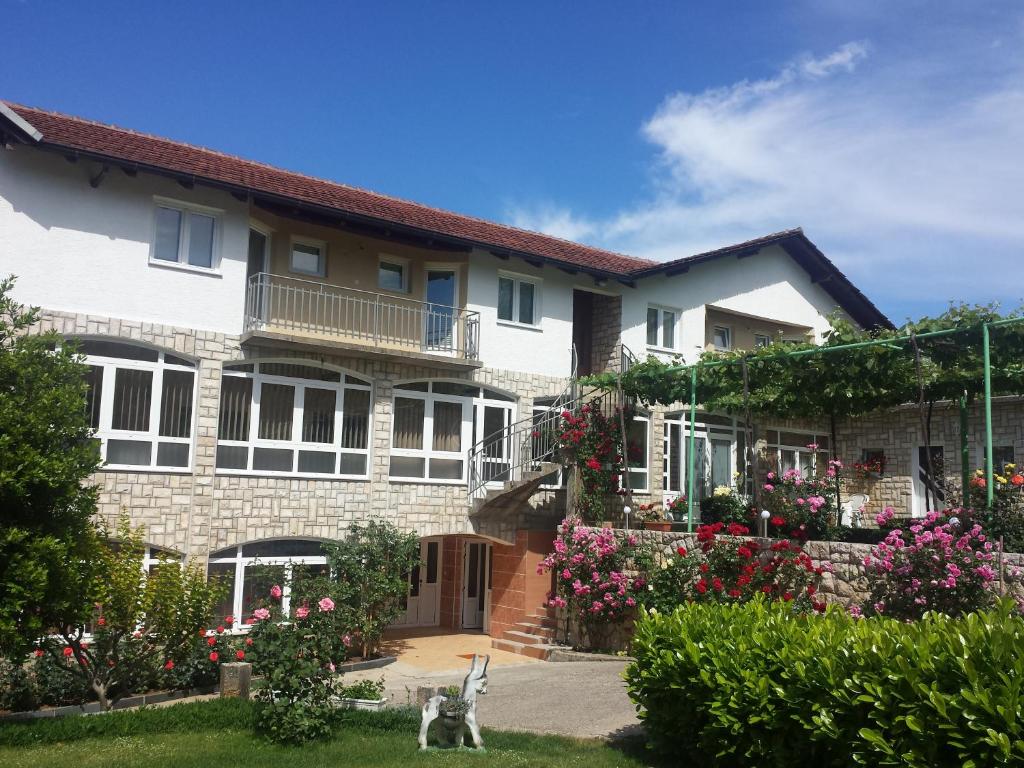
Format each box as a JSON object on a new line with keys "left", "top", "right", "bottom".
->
{"left": 467, "top": 342, "right": 638, "bottom": 502}
{"left": 244, "top": 273, "right": 480, "bottom": 360}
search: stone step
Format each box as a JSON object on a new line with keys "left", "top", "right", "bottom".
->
{"left": 512, "top": 622, "right": 556, "bottom": 639}
{"left": 526, "top": 613, "right": 559, "bottom": 629}
{"left": 502, "top": 629, "right": 548, "bottom": 646}
{"left": 490, "top": 638, "right": 557, "bottom": 661}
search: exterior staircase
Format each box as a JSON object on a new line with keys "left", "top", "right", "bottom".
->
{"left": 469, "top": 461, "right": 561, "bottom": 516}
{"left": 490, "top": 604, "right": 562, "bottom": 660}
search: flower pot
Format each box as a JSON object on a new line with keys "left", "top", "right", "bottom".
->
{"left": 644, "top": 521, "right": 672, "bottom": 532}
{"left": 333, "top": 696, "right": 387, "bottom": 711}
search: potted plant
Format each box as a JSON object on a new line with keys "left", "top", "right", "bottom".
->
{"left": 854, "top": 452, "right": 886, "bottom": 480}
{"left": 639, "top": 503, "right": 672, "bottom": 531}
{"left": 333, "top": 677, "right": 387, "bottom": 711}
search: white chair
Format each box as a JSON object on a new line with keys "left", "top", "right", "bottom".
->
{"left": 841, "top": 494, "right": 869, "bottom": 527}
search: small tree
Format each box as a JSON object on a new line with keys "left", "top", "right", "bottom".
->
{"left": 294, "top": 522, "right": 420, "bottom": 659}
{"left": 0, "top": 276, "right": 104, "bottom": 657}
{"left": 40, "top": 517, "right": 222, "bottom": 710}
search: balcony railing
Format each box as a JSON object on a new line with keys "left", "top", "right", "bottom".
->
{"left": 244, "top": 273, "right": 480, "bottom": 360}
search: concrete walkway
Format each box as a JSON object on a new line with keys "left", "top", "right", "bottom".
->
{"left": 351, "top": 629, "right": 640, "bottom": 738}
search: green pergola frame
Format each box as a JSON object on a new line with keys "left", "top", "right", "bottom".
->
{"left": 657, "top": 317, "right": 1024, "bottom": 531}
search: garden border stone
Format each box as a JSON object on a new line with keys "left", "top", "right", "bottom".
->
{"left": 0, "top": 685, "right": 217, "bottom": 721}
{"left": 337, "top": 655, "right": 396, "bottom": 673}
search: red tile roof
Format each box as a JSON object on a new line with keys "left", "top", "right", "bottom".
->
{"left": 0, "top": 101, "right": 891, "bottom": 328}
{"left": 6, "top": 103, "right": 655, "bottom": 275}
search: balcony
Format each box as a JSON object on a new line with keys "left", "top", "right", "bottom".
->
{"left": 242, "top": 273, "right": 481, "bottom": 367}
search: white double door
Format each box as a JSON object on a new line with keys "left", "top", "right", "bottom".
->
{"left": 461, "top": 541, "right": 490, "bottom": 630}
{"left": 397, "top": 538, "right": 441, "bottom": 627}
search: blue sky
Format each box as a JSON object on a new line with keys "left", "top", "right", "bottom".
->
{"left": 4, "top": 1, "right": 1022, "bottom": 323}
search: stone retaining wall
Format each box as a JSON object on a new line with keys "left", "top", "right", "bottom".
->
{"left": 629, "top": 528, "right": 1024, "bottom": 605}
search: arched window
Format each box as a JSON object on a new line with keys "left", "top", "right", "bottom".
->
{"left": 76, "top": 339, "right": 197, "bottom": 470}
{"left": 206, "top": 540, "right": 328, "bottom": 624}
{"left": 389, "top": 381, "right": 515, "bottom": 483}
{"left": 216, "top": 361, "right": 372, "bottom": 478}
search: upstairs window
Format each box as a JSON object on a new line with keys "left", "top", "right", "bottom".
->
{"left": 378, "top": 257, "right": 409, "bottom": 292}
{"left": 152, "top": 199, "right": 219, "bottom": 269}
{"left": 216, "top": 361, "right": 371, "bottom": 478}
{"left": 497, "top": 274, "right": 539, "bottom": 326}
{"left": 712, "top": 325, "right": 732, "bottom": 351}
{"left": 290, "top": 238, "right": 326, "bottom": 277}
{"left": 646, "top": 306, "right": 678, "bottom": 349}
{"left": 77, "top": 339, "right": 197, "bottom": 470}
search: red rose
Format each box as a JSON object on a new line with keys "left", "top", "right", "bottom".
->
{"left": 207, "top": 636, "right": 216, "bottom": 647}
{"left": 711, "top": 578, "right": 724, "bottom": 592}
{"left": 728, "top": 589, "right": 741, "bottom": 598}
{"left": 585, "top": 457, "right": 602, "bottom": 471}
{"left": 225, "top": 616, "right": 234, "bottom": 625}
{"left": 676, "top": 546, "right": 687, "bottom": 557}
{"left": 1012, "top": 474, "right": 1024, "bottom": 487}
{"left": 199, "top": 628, "right": 207, "bottom": 637}
{"left": 34, "top": 648, "right": 44, "bottom": 658}
{"left": 695, "top": 580, "right": 708, "bottom": 594}
{"left": 209, "top": 652, "right": 219, "bottom": 663}
{"left": 164, "top": 660, "right": 174, "bottom": 670}
{"left": 217, "top": 625, "right": 225, "bottom": 634}
{"left": 97, "top": 617, "right": 106, "bottom": 626}
{"left": 770, "top": 516, "right": 785, "bottom": 526}
{"left": 63, "top": 646, "right": 73, "bottom": 657}
{"left": 699, "top": 563, "right": 709, "bottom": 573}
{"left": 806, "top": 585, "right": 817, "bottom": 596}
{"left": 245, "top": 637, "right": 253, "bottom": 647}
{"left": 235, "top": 650, "right": 245, "bottom": 661}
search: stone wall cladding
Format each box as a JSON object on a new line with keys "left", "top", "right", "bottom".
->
{"left": 37, "top": 308, "right": 570, "bottom": 564}
{"left": 589, "top": 294, "right": 622, "bottom": 374}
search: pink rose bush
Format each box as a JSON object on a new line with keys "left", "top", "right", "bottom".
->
{"left": 861, "top": 510, "right": 1017, "bottom": 620}
{"left": 538, "top": 518, "right": 653, "bottom": 649}
{"left": 760, "top": 462, "right": 841, "bottom": 539}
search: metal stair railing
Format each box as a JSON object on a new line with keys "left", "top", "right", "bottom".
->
{"left": 467, "top": 342, "right": 638, "bottom": 502}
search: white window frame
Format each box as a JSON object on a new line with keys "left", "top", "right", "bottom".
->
{"left": 149, "top": 196, "right": 223, "bottom": 274}
{"left": 646, "top": 305, "right": 679, "bottom": 351}
{"left": 663, "top": 413, "right": 743, "bottom": 504}
{"left": 378, "top": 255, "right": 410, "bottom": 293}
{"left": 389, "top": 381, "right": 516, "bottom": 485}
{"left": 79, "top": 341, "right": 198, "bottom": 472}
{"left": 289, "top": 236, "right": 327, "bottom": 278}
{"left": 206, "top": 541, "right": 328, "bottom": 628}
{"left": 712, "top": 325, "right": 732, "bottom": 352}
{"left": 765, "top": 428, "right": 831, "bottom": 477}
{"left": 216, "top": 361, "right": 372, "bottom": 480}
{"left": 626, "top": 412, "right": 651, "bottom": 492}
{"left": 496, "top": 272, "right": 542, "bottom": 328}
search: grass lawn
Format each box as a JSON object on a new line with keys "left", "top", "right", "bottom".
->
{"left": 0, "top": 699, "right": 654, "bottom": 768}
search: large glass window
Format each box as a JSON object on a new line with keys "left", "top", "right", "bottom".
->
{"left": 207, "top": 540, "right": 328, "bottom": 625}
{"left": 390, "top": 381, "right": 515, "bottom": 483}
{"left": 77, "top": 339, "right": 196, "bottom": 470}
{"left": 663, "top": 413, "right": 745, "bottom": 505}
{"left": 765, "top": 429, "right": 831, "bottom": 477}
{"left": 216, "top": 361, "right": 372, "bottom": 478}
{"left": 626, "top": 413, "right": 651, "bottom": 491}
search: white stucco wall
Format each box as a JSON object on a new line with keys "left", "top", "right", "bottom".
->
{"left": 622, "top": 245, "right": 851, "bottom": 364}
{"left": 0, "top": 147, "right": 250, "bottom": 334}
{"left": 466, "top": 252, "right": 580, "bottom": 378}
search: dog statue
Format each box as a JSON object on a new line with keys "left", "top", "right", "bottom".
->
{"left": 418, "top": 653, "right": 489, "bottom": 750}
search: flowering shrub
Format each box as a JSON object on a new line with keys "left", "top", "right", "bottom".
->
{"left": 862, "top": 511, "right": 1007, "bottom": 620}
{"left": 647, "top": 523, "right": 828, "bottom": 613}
{"left": 554, "top": 404, "right": 636, "bottom": 523}
{"left": 761, "top": 461, "right": 841, "bottom": 539}
{"left": 162, "top": 622, "right": 236, "bottom": 692}
{"left": 538, "top": 518, "right": 653, "bottom": 650}
{"left": 953, "top": 465, "right": 1024, "bottom": 553}
{"left": 697, "top": 488, "right": 750, "bottom": 526}
{"left": 247, "top": 586, "right": 350, "bottom": 744}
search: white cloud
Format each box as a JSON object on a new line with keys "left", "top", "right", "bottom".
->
{"left": 509, "top": 36, "right": 1024, "bottom": 319}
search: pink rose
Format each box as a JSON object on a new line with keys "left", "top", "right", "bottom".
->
{"left": 318, "top": 597, "right": 335, "bottom": 612}
{"left": 295, "top": 606, "right": 309, "bottom": 619}
{"left": 270, "top": 584, "right": 282, "bottom": 600}
{"left": 342, "top": 634, "right": 352, "bottom": 647}
{"left": 252, "top": 607, "right": 270, "bottom": 621}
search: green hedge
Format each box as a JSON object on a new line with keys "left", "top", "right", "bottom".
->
{"left": 626, "top": 598, "right": 1024, "bottom": 766}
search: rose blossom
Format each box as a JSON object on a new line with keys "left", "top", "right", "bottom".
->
{"left": 295, "top": 606, "right": 310, "bottom": 619}
{"left": 318, "top": 597, "right": 335, "bottom": 612}
{"left": 252, "top": 607, "right": 270, "bottom": 621}
{"left": 270, "top": 584, "right": 283, "bottom": 600}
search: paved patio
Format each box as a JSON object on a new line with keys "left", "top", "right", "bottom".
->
{"left": 351, "top": 629, "right": 640, "bottom": 738}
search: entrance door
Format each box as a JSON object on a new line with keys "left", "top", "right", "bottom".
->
{"left": 461, "top": 542, "right": 489, "bottom": 630}
{"left": 398, "top": 538, "right": 441, "bottom": 627}
{"left": 246, "top": 228, "right": 269, "bottom": 323}
{"left": 912, "top": 445, "right": 946, "bottom": 517}
{"left": 425, "top": 269, "right": 457, "bottom": 353}
{"left": 571, "top": 290, "right": 595, "bottom": 375}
